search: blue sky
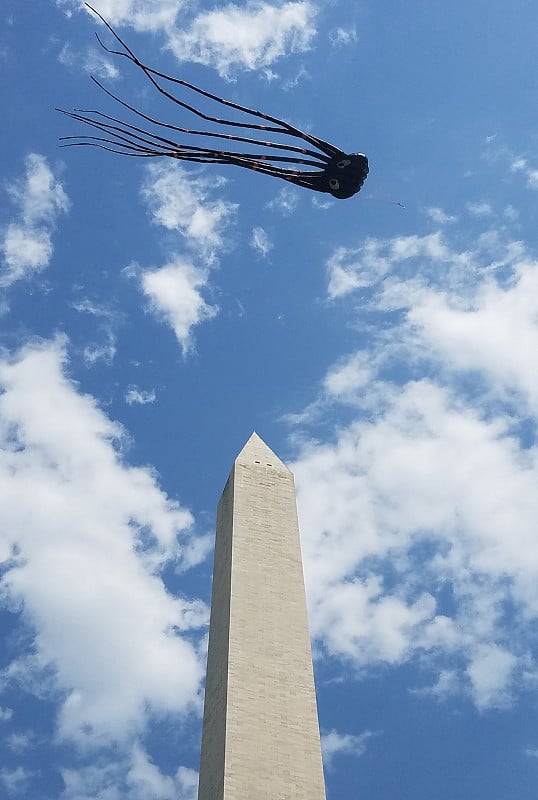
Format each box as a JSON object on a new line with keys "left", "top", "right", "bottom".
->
{"left": 2, "top": 0, "right": 538, "bottom": 797}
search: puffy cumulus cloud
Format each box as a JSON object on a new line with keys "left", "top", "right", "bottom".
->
{"left": 61, "top": 745, "right": 198, "bottom": 800}
{"left": 321, "top": 729, "right": 376, "bottom": 770}
{"left": 0, "top": 338, "right": 207, "bottom": 746}
{"left": 59, "top": 0, "right": 316, "bottom": 75}
{"left": 138, "top": 163, "right": 235, "bottom": 351}
{"left": 127, "top": 745, "right": 198, "bottom": 800}
{"left": 168, "top": 1, "right": 317, "bottom": 77}
{"left": 402, "top": 260, "right": 538, "bottom": 415}
{"left": 1, "top": 154, "right": 70, "bottom": 285}
{"left": 293, "top": 377, "right": 538, "bottom": 708}
{"left": 141, "top": 163, "right": 237, "bottom": 267}
{"left": 141, "top": 260, "right": 218, "bottom": 355}
{"left": 290, "top": 221, "right": 538, "bottom": 710}
{"left": 466, "top": 644, "right": 517, "bottom": 710}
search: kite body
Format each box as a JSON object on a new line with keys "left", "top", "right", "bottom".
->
{"left": 59, "top": 5, "right": 369, "bottom": 200}
{"left": 322, "top": 154, "right": 369, "bottom": 199}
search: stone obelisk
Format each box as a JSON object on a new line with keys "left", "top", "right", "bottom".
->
{"left": 197, "top": 432, "right": 326, "bottom": 800}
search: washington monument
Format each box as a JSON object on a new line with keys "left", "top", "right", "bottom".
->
{"left": 197, "top": 432, "right": 326, "bottom": 800}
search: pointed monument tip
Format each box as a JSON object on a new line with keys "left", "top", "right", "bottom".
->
{"left": 235, "top": 432, "right": 290, "bottom": 473}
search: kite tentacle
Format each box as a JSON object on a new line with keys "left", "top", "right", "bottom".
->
{"left": 85, "top": 3, "right": 341, "bottom": 158}
{"left": 59, "top": 109, "right": 327, "bottom": 167}
{"left": 84, "top": 76, "right": 330, "bottom": 164}
{"left": 58, "top": 5, "right": 369, "bottom": 199}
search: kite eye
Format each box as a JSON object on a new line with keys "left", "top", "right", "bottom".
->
{"left": 329, "top": 178, "right": 340, "bottom": 190}
{"left": 337, "top": 158, "right": 351, "bottom": 169}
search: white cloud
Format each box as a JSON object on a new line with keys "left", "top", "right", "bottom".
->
{"left": 329, "top": 27, "right": 357, "bottom": 47}
{"left": 174, "top": 766, "right": 198, "bottom": 800}
{"left": 504, "top": 204, "right": 519, "bottom": 221}
{"left": 424, "top": 206, "right": 457, "bottom": 225}
{"left": 326, "top": 240, "right": 392, "bottom": 298}
{"left": 466, "top": 644, "right": 517, "bottom": 709}
{"left": 58, "top": 43, "right": 120, "bottom": 79}
{"left": 5, "top": 732, "right": 35, "bottom": 753}
{"left": 0, "top": 766, "right": 33, "bottom": 795}
{"left": 59, "top": 0, "right": 316, "bottom": 75}
{"left": 168, "top": 1, "right": 317, "bottom": 77}
{"left": 6, "top": 154, "right": 69, "bottom": 223}
{"left": 141, "top": 260, "right": 218, "bottom": 355}
{"left": 282, "top": 64, "right": 310, "bottom": 91}
{"left": 138, "top": 164, "right": 235, "bottom": 352}
{"left": 293, "top": 376, "right": 538, "bottom": 706}
{"left": 321, "top": 729, "right": 376, "bottom": 770}
{"left": 60, "top": 745, "right": 198, "bottom": 800}
{"left": 290, "top": 224, "right": 538, "bottom": 709}
{"left": 266, "top": 186, "right": 300, "bottom": 215}
{"left": 510, "top": 156, "right": 538, "bottom": 190}
{"left": 1, "top": 154, "right": 69, "bottom": 285}
{"left": 0, "top": 707, "right": 13, "bottom": 722}
{"left": 141, "top": 163, "right": 237, "bottom": 267}
{"left": 57, "top": 0, "right": 182, "bottom": 32}
{"left": 125, "top": 386, "right": 157, "bottom": 406}
{"left": 403, "top": 260, "right": 538, "bottom": 414}
{"left": 127, "top": 745, "right": 179, "bottom": 800}
{"left": 72, "top": 299, "right": 121, "bottom": 367}
{"left": 82, "top": 337, "right": 117, "bottom": 366}
{"left": 251, "top": 226, "right": 273, "bottom": 257}
{"left": 0, "top": 338, "right": 206, "bottom": 746}
{"left": 326, "top": 229, "right": 524, "bottom": 301}
{"left": 467, "top": 201, "right": 493, "bottom": 217}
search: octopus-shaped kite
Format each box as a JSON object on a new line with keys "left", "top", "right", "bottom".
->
{"left": 59, "top": 5, "right": 369, "bottom": 200}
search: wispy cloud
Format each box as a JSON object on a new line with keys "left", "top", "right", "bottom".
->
{"left": 58, "top": 43, "right": 120, "bottom": 80}
{"left": 329, "top": 26, "right": 357, "bottom": 47}
{"left": 467, "top": 201, "right": 493, "bottom": 217}
{"left": 57, "top": 0, "right": 182, "bottom": 32}
{"left": 511, "top": 156, "right": 538, "bottom": 190}
{"left": 125, "top": 386, "right": 157, "bottom": 406}
{"left": 251, "top": 226, "right": 273, "bottom": 257}
{"left": 1, "top": 154, "right": 70, "bottom": 286}
{"left": 424, "top": 206, "right": 457, "bottom": 225}
{"left": 0, "top": 766, "right": 34, "bottom": 795}
{"left": 266, "top": 186, "right": 300, "bottom": 215}
{"left": 72, "top": 299, "right": 122, "bottom": 366}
